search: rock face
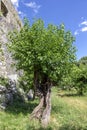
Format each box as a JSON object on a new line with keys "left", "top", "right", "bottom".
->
{"left": 0, "top": 80, "right": 16, "bottom": 109}
{"left": 0, "top": 79, "right": 27, "bottom": 110}
{"left": 0, "top": 0, "right": 22, "bottom": 78}
{"left": 0, "top": 1, "right": 26, "bottom": 110}
{"left": 27, "top": 89, "right": 33, "bottom": 100}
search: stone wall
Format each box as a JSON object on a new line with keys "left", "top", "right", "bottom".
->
{"left": 0, "top": 0, "right": 22, "bottom": 78}
{"left": 1, "top": 0, "right": 22, "bottom": 29}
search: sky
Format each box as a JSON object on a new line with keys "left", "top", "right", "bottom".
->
{"left": 11, "top": 0, "right": 87, "bottom": 60}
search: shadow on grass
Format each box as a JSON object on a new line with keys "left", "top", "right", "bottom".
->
{"left": 58, "top": 124, "right": 87, "bottom": 130}
{"left": 5, "top": 99, "right": 38, "bottom": 115}
{"left": 26, "top": 125, "right": 53, "bottom": 130}
{"left": 58, "top": 93, "right": 79, "bottom": 97}
{"left": 26, "top": 123, "right": 85, "bottom": 130}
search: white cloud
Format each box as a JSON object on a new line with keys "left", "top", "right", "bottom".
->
{"left": 18, "top": 11, "right": 22, "bottom": 15}
{"left": 25, "top": 2, "right": 41, "bottom": 13}
{"left": 80, "top": 20, "right": 87, "bottom": 26}
{"left": 81, "top": 27, "right": 87, "bottom": 32}
{"left": 11, "top": 0, "right": 19, "bottom": 8}
{"left": 18, "top": 11, "right": 26, "bottom": 19}
{"left": 80, "top": 20, "right": 87, "bottom": 32}
{"left": 74, "top": 30, "right": 79, "bottom": 35}
{"left": 74, "top": 19, "right": 87, "bottom": 35}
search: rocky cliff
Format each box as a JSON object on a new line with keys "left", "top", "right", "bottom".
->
{"left": 0, "top": 0, "right": 22, "bottom": 78}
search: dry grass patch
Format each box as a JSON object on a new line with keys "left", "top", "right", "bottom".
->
{"left": 62, "top": 97, "right": 87, "bottom": 110}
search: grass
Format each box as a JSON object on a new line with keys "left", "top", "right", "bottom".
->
{"left": 0, "top": 88, "right": 87, "bottom": 130}
{"left": 51, "top": 88, "right": 87, "bottom": 130}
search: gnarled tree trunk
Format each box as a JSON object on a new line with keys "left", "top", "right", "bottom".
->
{"left": 33, "top": 66, "right": 39, "bottom": 100}
{"left": 41, "top": 89, "right": 51, "bottom": 127}
{"left": 31, "top": 73, "right": 52, "bottom": 127}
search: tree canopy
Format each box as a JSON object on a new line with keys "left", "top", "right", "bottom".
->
{"left": 8, "top": 19, "right": 76, "bottom": 84}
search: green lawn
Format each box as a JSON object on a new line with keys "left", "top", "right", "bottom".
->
{"left": 0, "top": 88, "right": 87, "bottom": 130}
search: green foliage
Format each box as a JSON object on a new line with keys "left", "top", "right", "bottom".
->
{"left": 0, "top": 43, "right": 1, "bottom": 48}
{"left": 18, "top": 71, "right": 33, "bottom": 92}
{"left": 59, "top": 64, "right": 77, "bottom": 90}
{"left": 69, "top": 57, "right": 87, "bottom": 95}
{"left": 78, "top": 56, "right": 87, "bottom": 65}
{"left": 74, "top": 64, "right": 87, "bottom": 95}
{"left": 60, "top": 58, "right": 87, "bottom": 95}
{"left": 8, "top": 18, "right": 76, "bottom": 90}
{"left": 0, "top": 11, "right": 3, "bottom": 16}
{"left": 0, "top": 76, "right": 8, "bottom": 86}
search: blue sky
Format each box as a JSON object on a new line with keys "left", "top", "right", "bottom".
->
{"left": 11, "top": 0, "right": 87, "bottom": 60}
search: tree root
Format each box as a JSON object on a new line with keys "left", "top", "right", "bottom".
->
{"left": 30, "top": 91, "right": 51, "bottom": 127}
{"left": 41, "top": 91, "right": 51, "bottom": 127}
{"left": 30, "top": 97, "right": 44, "bottom": 119}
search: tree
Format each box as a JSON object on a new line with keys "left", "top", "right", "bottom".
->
{"left": 58, "top": 56, "right": 87, "bottom": 96}
{"left": 59, "top": 65, "right": 75, "bottom": 91}
{"left": 78, "top": 56, "right": 87, "bottom": 65}
{"left": 74, "top": 60, "right": 87, "bottom": 95}
{"left": 8, "top": 19, "right": 76, "bottom": 126}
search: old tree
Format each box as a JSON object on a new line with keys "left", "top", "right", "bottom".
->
{"left": 8, "top": 19, "right": 76, "bottom": 126}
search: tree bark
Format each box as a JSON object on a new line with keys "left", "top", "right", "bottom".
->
{"left": 31, "top": 96, "right": 44, "bottom": 119}
{"left": 41, "top": 90, "right": 51, "bottom": 127}
{"left": 31, "top": 72, "right": 52, "bottom": 127}
{"left": 33, "top": 66, "right": 39, "bottom": 100}
{"left": 31, "top": 77, "right": 52, "bottom": 127}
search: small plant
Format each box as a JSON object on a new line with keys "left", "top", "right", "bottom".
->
{"left": 0, "top": 76, "right": 8, "bottom": 86}
{"left": 0, "top": 11, "right": 3, "bottom": 17}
